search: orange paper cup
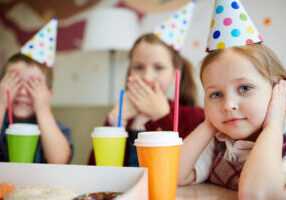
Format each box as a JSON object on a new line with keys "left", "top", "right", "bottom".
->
{"left": 135, "top": 131, "right": 182, "bottom": 200}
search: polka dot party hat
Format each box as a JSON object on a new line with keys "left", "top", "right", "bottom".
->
{"left": 20, "top": 18, "right": 58, "bottom": 68}
{"left": 206, "top": 0, "right": 263, "bottom": 52}
{"left": 154, "top": 0, "right": 196, "bottom": 52}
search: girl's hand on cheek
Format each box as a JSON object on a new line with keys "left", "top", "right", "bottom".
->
{"left": 204, "top": 114, "right": 219, "bottom": 136}
{"left": 0, "top": 70, "right": 22, "bottom": 107}
{"left": 128, "top": 77, "right": 170, "bottom": 121}
{"left": 25, "top": 77, "right": 52, "bottom": 113}
{"left": 263, "top": 80, "right": 286, "bottom": 132}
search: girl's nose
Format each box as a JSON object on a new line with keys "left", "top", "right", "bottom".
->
{"left": 223, "top": 96, "right": 239, "bottom": 111}
{"left": 143, "top": 69, "right": 155, "bottom": 83}
{"left": 18, "top": 85, "right": 28, "bottom": 95}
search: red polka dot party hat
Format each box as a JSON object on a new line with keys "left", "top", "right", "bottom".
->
{"left": 154, "top": 0, "right": 196, "bottom": 52}
{"left": 20, "top": 18, "right": 58, "bottom": 68}
{"left": 206, "top": 0, "right": 263, "bottom": 52}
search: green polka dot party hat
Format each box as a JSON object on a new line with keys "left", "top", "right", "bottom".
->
{"left": 154, "top": 0, "right": 196, "bottom": 52}
{"left": 206, "top": 0, "right": 263, "bottom": 52}
{"left": 20, "top": 18, "right": 58, "bottom": 68}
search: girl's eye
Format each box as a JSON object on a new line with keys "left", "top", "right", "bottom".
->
{"left": 238, "top": 85, "right": 252, "bottom": 93}
{"left": 133, "top": 65, "right": 143, "bottom": 71}
{"left": 210, "top": 92, "right": 222, "bottom": 99}
{"left": 155, "top": 65, "right": 164, "bottom": 71}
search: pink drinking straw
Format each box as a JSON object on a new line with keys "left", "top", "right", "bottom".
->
{"left": 6, "top": 90, "right": 13, "bottom": 125}
{"left": 174, "top": 70, "right": 180, "bottom": 132}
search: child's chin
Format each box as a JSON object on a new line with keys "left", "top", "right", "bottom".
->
{"left": 12, "top": 109, "right": 35, "bottom": 121}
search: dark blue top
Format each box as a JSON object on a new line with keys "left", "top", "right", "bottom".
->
{"left": 0, "top": 113, "right": 73, "bottom": 163}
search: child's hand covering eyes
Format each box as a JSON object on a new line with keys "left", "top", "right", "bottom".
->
{"left": 0, "top": 70, "right": 22, "bottom": 108}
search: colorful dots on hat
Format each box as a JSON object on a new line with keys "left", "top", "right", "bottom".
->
{"left": 216, "top": 5, "right": 224, "bottom": 14}
{"left": 213, "top": 31, "right": 220, "bottom": 39}
{"left": 246, "top": 39, "right": 253, "bottom": 45}
{"left": 217, "top": 42, "right": 225, "bottom": 49}
{"left": 231, "top": 29, "right": 240, "bottom": 37}
{"left": 155, "top": 32, "right": 162, "bottom": 37}
{"left": 20, "top": 18, "right": 57, "bottom": 68}
{"left": 39, "top": 42, "right": 44, "bottom": 47}
{"left": 246, "top": 26, "right": 254, "bottom": 34}
{"left": 239, "top": 13, "right": 247, "bottom": 21}
{"left": 223, "top": 18, "right": 232, "bottom": 26}
{"left": 154, "top": 1, "right": 196, "bottom": 51}
{"left": 206, "top": 0, "right": 263, "bottom": 52}
{"left": 39, "top": 50, "right": 45, "bottom": 56}
{"left": 211, "top": 20, "right": 215, "bottom": 28}
{"left": 231, "top": 1, "right": 239, "bottom": 9}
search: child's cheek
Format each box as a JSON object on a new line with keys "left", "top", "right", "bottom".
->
{"left": 245, "top": 102, "right": 268, "bottom": 128}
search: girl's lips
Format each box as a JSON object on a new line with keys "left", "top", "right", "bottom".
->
{"left": 13, "top": 100, "right": 32, "bottom": 107}
{"left": 223, "top": 118, "right": 247, "bottom": 125}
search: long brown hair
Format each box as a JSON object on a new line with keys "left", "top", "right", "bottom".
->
{"left": 200, "top": 44, "right": 286, "bottom": 85}
{"left": 128, "top": 33, "right": 198, "bottom": 106}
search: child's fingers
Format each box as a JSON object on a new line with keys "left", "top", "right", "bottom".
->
{"left": 27, "top": 78, "right": 39, "bottom": 90}
{"left": 26, "top": 80, "right": 37, "bottom": 93}
{"left": 135, "top": 78, "right": 153, "bottom": 94}
{"left": 154, "top": 82, "right": 163, "bottom": 94}
{"left": 13, "top": 81, "right": 23, "bottom": 92}
{"left": 128, "top": 93, "right": 141, "bottom": 108}
{"left": 11, "top": 79, "right": 23, "bottom": 92}
{"left": 6, "top": 71, "right": 20, "bottom": 83}
{"left": 128, "top": 76, "right": 153, "bottom": 95}
{"left": 24, "top": 82, "right": 36, "bottom": 97}
{"left": 2, "top": 71, "right": 18, "bottom": 84}
{"left": 127, "top": 82, "right": 146, "bottom": 98}
{"left": 9, "top": 74, "right": 22, "bottom": 87}
{"left": 128, "top": 83, "right": 143, "bottom": 101}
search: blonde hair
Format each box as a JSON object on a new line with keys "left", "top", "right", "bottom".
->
{"left": 200, "top": 44, "right": 286, "bottom": 85}
{"left": 1, "top": 53, "right": 53, "bottom": 89}
{"left": 128, "top": 33, "right": 198, "bottom": 106}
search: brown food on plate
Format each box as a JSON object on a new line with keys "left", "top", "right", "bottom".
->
{"left": 73, "top": 192, "right": 123, "bottom": 200}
